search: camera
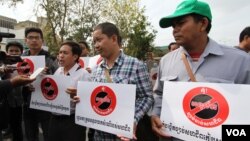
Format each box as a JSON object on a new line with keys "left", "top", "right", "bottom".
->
{"left": 0, "top": 51, "right": 23, "bottom": 65}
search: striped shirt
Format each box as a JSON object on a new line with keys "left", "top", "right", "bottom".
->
{"left": 91, "top": 51, "right": 154, "bottom": 140}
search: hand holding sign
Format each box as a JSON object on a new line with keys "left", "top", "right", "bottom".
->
{"left": 66, "top": 87, "right": 80, "bottom": 103}
{"left": 151, "top": 115, "right": 172, "bottom": 138}
{"left": 117, "top": 123, "right": 137, "bottom": 141}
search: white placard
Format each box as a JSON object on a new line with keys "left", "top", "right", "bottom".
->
{"left": 88, "top": 55, "right": 102, "bottom": 69}
{"left": 160, "top": 81, "right": 250, "bottom": 141}
{"left": 30, "top": 67, "right": 44, "bottom": 79}
{"left": 30, "top": 75, "right": 71, "bottom": 115}
{"left": 17, "top": 56, "right": 45, "bottom": 76}
{"left": 75, "top": 81, "right": 136, "bottom": 138}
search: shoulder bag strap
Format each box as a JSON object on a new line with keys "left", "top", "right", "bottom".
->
{"left": 181, "top": 53, "right": 197, "bottom": 82}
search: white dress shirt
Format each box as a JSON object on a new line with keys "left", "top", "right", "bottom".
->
{"left": 54, "top": 63, "right": 90, "bottom": 115}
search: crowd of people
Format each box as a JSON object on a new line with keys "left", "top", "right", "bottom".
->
{"left": 1, "top": 0, "right": 250, "bottom": 141}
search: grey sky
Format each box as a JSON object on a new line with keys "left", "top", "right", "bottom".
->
{"left": 1, "top": 0, "right": 250, "bottom": 47}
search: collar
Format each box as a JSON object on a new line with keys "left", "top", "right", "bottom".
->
{"left": 100, "top": 51, "right": 124, "bottom": 69}
{"left": 181, "top": 38, "right": 224, "bottom": 58}
{"left": 59, "top": 63, "right": 80, "bottom": 75}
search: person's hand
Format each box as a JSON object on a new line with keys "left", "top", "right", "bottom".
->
{"left": 10, "top": 75, "right": 36, "bottom": 87}
{"left": 151, "top": 115, "right": 171, "bottom": 138}
{"left": 66, "top": 87, "right": 77, "bottom": 98}
{"left": 41, "top": 67, "right": 49, "bottom": 75}
{"left": 117, "top": 123, "right": 137, "bottom": 141}
{"left": 0, "top": 66, "right": 15, "bottom": 78}
{"left": 3, "top": 65, "right": 16, "bottom": 73}
{"left": 72, "top": 96, "right": 80, "bottom": 103}
{"left": 66, "top": 87, "right": 80, "bottom": 103}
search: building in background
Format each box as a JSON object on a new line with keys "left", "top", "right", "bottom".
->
{"left": 0, "top": 15, "right": 17, "bottom": 29}
{"left": 0, "top": 15, "right": 17, "bottom": 50}
{"left": 0, "top": 15, "right": 47, "bottom": 51}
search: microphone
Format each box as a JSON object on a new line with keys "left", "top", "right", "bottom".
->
{"left": 0, "top": 32, "right": 16, "bottom": 38}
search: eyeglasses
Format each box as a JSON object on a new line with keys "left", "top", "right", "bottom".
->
{"left": 26, "top": 36, "right": 41, "bottom": 40}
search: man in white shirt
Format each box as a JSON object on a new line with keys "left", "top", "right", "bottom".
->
{"left": 49, "top": 41, "right": 90, "bottom": 141}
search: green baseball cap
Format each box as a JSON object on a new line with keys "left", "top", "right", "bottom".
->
{"left": 159, "top": 0, "right": 212, "bottom": 28}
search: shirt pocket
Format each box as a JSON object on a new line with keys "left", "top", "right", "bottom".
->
{"left": 160, "top": 75, "right": 178, "bottom": 81}
{"left": 205, "top": 77, "right": 234, "bottom": 83}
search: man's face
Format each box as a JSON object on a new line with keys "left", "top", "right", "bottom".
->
{"left": 58, "top": 45, "right": 77, "bottom": 68}
{"left": 7, "top": 46, "right": 22, "bottom": 56}
{"left": 92, "top": 29, "right": 116, "bottom": 58}
{"left": 25, "top": 32, "right": 43, "bottom": 51}
{"left": 172, "top": 15, "right": 203, "bottom": 47}
{"left": 79, "top": 43, "right": 89, "bottom": 57}
{"left": 170, "top": 44, "right": 180, "bottom": 52}
{"left": 245, "top": 36, "right": 250, "bottom": 52}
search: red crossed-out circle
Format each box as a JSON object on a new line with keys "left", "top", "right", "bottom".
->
{"left": 90, "top": 85, "right": 116, "bottom": 116}
{"left": 41, "top": 77, "right": 58, "bottom": 100}
{"left": 17, "top": 58, "right": 34, "bottom": 75}
{"left": 183, "top": 87, "right": 229, "bottom": 128}
{"left": 78, "top": 58, "right": 85, "bottom": 68}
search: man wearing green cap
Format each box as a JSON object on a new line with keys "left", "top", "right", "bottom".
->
{"left": 150, "top": 0, "right": 250, "bottom": 141}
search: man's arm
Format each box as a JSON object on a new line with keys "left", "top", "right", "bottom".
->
{"left": 0, "top": 75, "right": 35, "bottom": 95}
{"left": 134, "top": 61, "right": 154, "bottom": 124}
{"left": 150, "top": 60, "right": 172, "bottom": 138}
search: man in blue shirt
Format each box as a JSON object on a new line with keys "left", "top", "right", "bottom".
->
{"left": 68, "top": 22, "right": 154, "bottom": 141}
{"left": 150, "top": 0, "right": 250, "bottom": 141}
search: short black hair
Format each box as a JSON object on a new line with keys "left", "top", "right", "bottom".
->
{"left": 239, "top": 26, "right": 250, "bottom": 42}
{"left": 6, "top": 41, "right": 24, "bottom": 53}
{"left": 60, "top": 41, "right": 82, "bottom": 62}
{"left": 25, "top": 27, "right": 43, "bottom": 39}
{"left": 191, "top": 13, "right": 212, "bottom": 33}
{"left": 94, "top": 22, "right": 122, "bottom": 46}
{"left": 168, "top": 42, "right": 178, "bottom": 50}
{"left": 79, "top": 40, "right": 90, "bottom": 51}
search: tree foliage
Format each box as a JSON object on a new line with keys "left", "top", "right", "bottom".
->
{"left": 36, "top": 0, "right": 104, "bottom": 55}
{"left": 68, "top": 0, "right": 104, "bottom": 43}
{"left": 0, "top": 0, "right": 23, "bottom": 7}
{"left": 102, "top": 0, "right": 156, "bottom": 60}
{"left": 38, "top": 0, "right": 74, "bottom": 55}
{"left": 2, "top": 0, "right": 157, "bottom": 59}
{"left": 125, "top": 15, "right": 156, "bottom": 60}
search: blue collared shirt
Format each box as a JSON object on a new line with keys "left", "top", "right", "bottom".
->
{"left": 91, "top": 51, "right": 154, "bottom": 140}
{"left": 152, "top": 38, "right": 250, "bottom": 117}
